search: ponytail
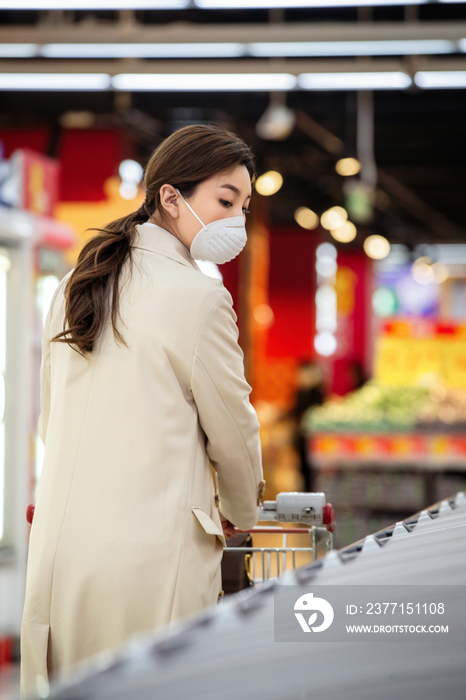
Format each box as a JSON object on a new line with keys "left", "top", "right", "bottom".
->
{"left": 51, "top": 199, "right": 154, "bottom": 357}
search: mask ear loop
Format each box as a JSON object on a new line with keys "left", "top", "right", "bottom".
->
{"left": 175, "top": 188, "right": 205, "bottom": 228}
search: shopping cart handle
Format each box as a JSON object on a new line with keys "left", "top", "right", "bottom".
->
{"left": 26, "top": 504, "right": 35, "bottom": 525}
{"left": 24, "top": 499, "right": 335, "bottom": 530}
{"left": 258, "top": 492, "right": 335, "bottom": 531}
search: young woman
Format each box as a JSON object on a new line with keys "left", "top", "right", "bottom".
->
{"left": 20, "top": 124, "right": 265, "bottom": 698}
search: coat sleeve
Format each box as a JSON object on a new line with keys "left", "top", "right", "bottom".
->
{"left": 37, "top": 273, "right": 70, "bottom": 445}
{"left": 191, "top": 287, "right": 265, "bottom": 531}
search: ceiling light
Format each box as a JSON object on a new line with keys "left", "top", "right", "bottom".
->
{"left": 412, "top": 255, "right": 432, "bottom": 267}
{"left": 112, "top": 73, "right": 297, "bottom": 92}
{"left": 0, "top": 45, "right": 37, "bottom": 58}
{"left": 432, "top": 262, "right": 449, "bottom": 284}
{"left": 316, "top": 242, "right": 337, "bottom": 259}
{"left": 316, "top": 313, "right": 337, "bottom": 334}
{"left": 410, "top": 257, "right": 449, "bottom": 285}
{"left": 197, "top": 1, "right": 432, "bottom": 7}
{"left": 255, "top": 171, "right": 283, "bottom": 196}
{"left": 256, "top": 105, "right": 295, "bottom": 140}
{"left": 320, "top": 206, "right": 348, "bottom": 230}
{"left": 250, "top": 40, "right": 456, "bottom": 58}
{"left": 299, "top": 71, "right": 412, "bottom": 91}
{"left": 2, "top": 70, "right": 466, "bottom": 96}
{"left": 253, "top": 304, "right": 275, "bottom": 328}
{"left": 315, "top": 284, "right": 337, "bottom": 308}
{"left": 315, "top": 256, "right": 337, "bottom": 278}
{"left": 6, "top": 40, "right": 460, "bottom": 60}
{"left": 59, "top": 111, "right": 95, "bottom": 129}
{"left": 0, "top": 74, "right": 111, "bottom": 90}
{"left": 411, "top": 258, "right": 435, "bottom": 285}
{"left": 119, "top": 182, "right": 139, "bottom": 201}
{"left": 330, "top": 221, "right": 357, "bottom": 243}
{"left": 119, "top": 159, "right": 143, "bottom": 184}
{"left": 314, "top": 332, "right": 337, "bottom": 357}
{"left": 315, "top": 242, "right": 338, "bottom": 279}
{"left": 294, "top": 207, "right": 319, "bottom": 230}
{"left": 5, "top": 0, "right": 460, "bottom": 7}
{"left": 414, "top": 71, "right": 466, "bottom": 89}
{"left": 8, "top": 1, "right": 188, "bottom": 8}
{"left": 41, "top": 43, "right": 245, "bottom": 59}
{"left": 335, "top": 158, "right": 361, "bottom": 176}
{"left": 364, "top": 235, "right": 390, "bottom": 260}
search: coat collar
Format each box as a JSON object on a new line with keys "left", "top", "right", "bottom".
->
{"left": 133, "top": 222, "right": 201, "bottom": 271}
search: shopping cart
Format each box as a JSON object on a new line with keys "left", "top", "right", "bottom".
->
{"left": 223, "top": 492, "right": 335, "bottom": 589}
{"left": 26, "top": 492, "right": 335, "bottom": 588}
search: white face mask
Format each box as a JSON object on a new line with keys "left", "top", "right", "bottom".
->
{"left": 175, "top": 188, "right": 247, "bottom": 265}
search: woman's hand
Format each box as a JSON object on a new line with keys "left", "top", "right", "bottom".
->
{"left": 219, "top": 510, "right": 236, "bottom": 540}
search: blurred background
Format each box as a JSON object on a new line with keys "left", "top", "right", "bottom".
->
{"left": 0, "top": 0, "right": 466, "bottom": 682}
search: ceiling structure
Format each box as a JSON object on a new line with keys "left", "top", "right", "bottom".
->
{"left": 0, "top": 1, "right": 465, "bottom": 248}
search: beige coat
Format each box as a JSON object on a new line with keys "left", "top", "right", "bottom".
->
{"left": 20, "top": 222, "right": 264, "bottom": 698}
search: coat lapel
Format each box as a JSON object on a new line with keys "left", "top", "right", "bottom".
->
{"left": 133, "top": 222, "right": 202, "bottom": 272}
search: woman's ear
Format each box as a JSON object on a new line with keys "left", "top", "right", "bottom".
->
{"left": 159, "top": 184, "right": 179, "bottom": 219}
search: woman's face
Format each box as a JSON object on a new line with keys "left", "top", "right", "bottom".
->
{"left": 153, "top": 164, "right": 252, "bottom": 252}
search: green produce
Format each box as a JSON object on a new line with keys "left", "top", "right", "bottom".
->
{"left": 303, "top": 381, "right": 466, "bottom": 434}
{"left": 302, "top": 383, "right": 428, "bottom": 434}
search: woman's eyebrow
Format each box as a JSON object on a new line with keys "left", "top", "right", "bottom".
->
{"left": 219, "top": 184, "right": 252, "bottom": 200}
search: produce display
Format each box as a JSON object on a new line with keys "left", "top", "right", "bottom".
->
{"left": 417, "top": 384, "right": 466, "bottom": 429}
{"left": 303, "top": 382, "right": 466, "bottom": 434}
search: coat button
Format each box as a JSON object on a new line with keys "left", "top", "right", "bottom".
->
{"left": 257, "top": 480, "right": 266, "bottom": 506}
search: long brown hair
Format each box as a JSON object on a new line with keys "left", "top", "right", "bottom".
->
{"left": 51, "top": 124, "right": 257, "bottom": 357}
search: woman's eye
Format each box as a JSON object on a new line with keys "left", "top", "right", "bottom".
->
{"left": 243, "top": 208, "right": 250, "bottom": 215}
{"left": 220, "top": 199, "right": 232, "bottom": 207}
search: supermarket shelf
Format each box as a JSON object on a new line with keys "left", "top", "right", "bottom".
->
{"left": 313, "top": 456, "right": 466, "bottom": 547}
{"left": 311, "top": 432, "right": 466, "bottom": 470}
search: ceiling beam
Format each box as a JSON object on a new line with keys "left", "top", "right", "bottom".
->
{"left": 2, "top": 57, "right": 466, "bottom": 74}
{"left": 0, "top": 21, "right": 465, "bottom": 45}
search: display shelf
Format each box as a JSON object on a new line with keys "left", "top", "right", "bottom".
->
{"left": 310, "top": 431, "right": 466, "bottom": 547}
{"left": 311, "top": 431, "right": 466, "bottom": 468}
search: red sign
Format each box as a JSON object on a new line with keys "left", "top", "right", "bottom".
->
{"left": 14, "top": 148, "right": 60, "bottom": 216}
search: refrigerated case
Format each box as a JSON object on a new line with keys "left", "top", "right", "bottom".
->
{"left": 0, "top": 245, "right": 9, "bottom": 544}
{"left": 0, "top": 204, "right": 75, "bottom": 642}
{"left": 31, "top": 227, "right": 75, "bottom": 495}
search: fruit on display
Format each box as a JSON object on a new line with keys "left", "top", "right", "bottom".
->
{"left": 417, "top": 384, "right": 466, "bottom": 428}
{"left": 302, "top": 382, "right": 466, "bottom": 433}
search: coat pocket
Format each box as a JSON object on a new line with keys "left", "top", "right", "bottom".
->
{"left": 192, "top": 506, "right": 226, "bottom": 546}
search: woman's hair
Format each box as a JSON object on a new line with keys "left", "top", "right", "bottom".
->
{"left": 51, "top": 124, "right": 257, "bottom": 357}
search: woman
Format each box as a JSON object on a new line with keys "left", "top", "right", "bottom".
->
{"left": 20, "top": 124, "right": 265, "bottom": 698}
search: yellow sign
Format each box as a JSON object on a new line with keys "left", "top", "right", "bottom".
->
{"left": 374, "top": 334, "right": 466, "bottom": 388}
